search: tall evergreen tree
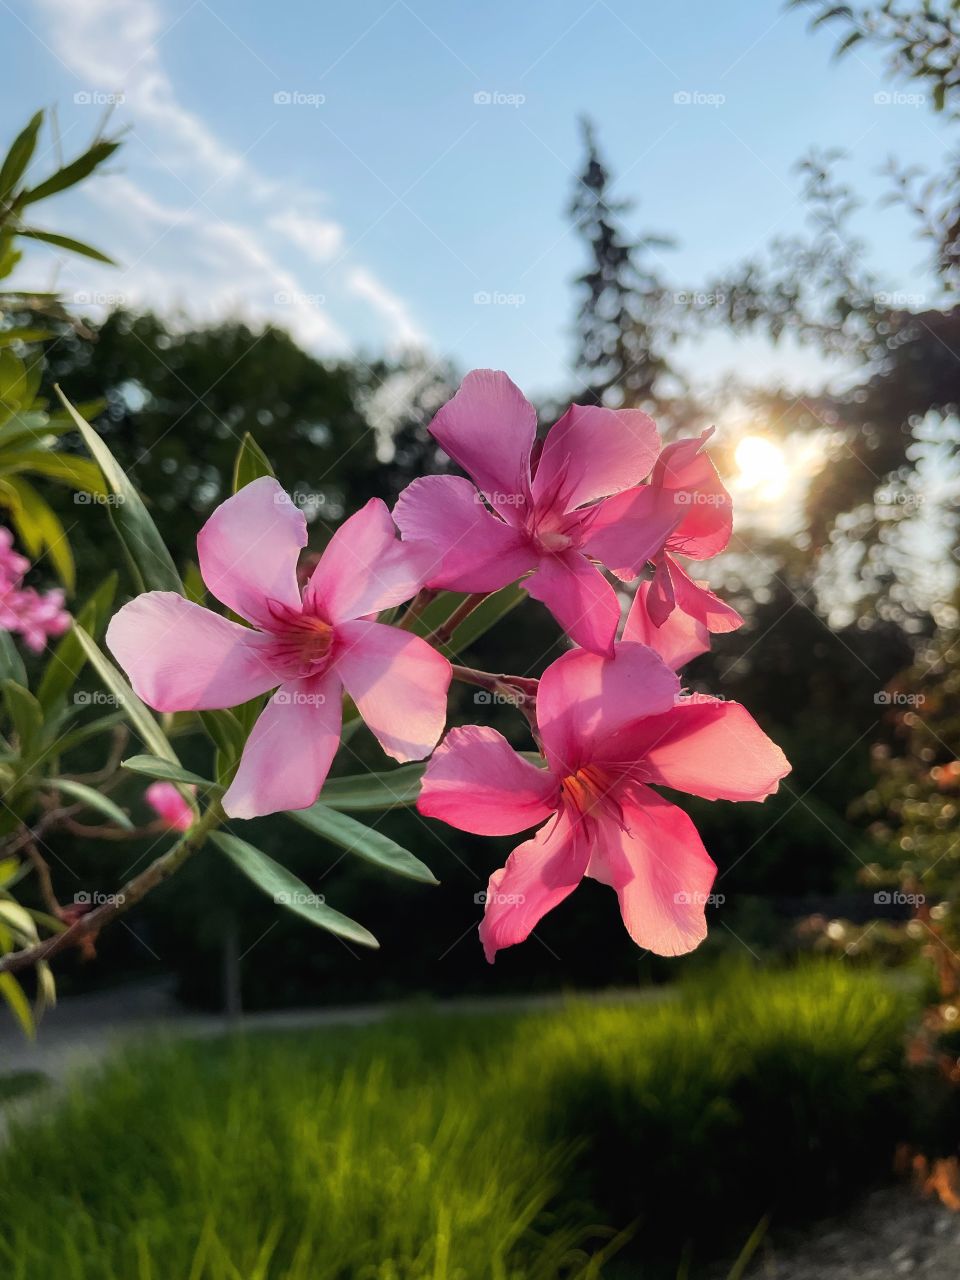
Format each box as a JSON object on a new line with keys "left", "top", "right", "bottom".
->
{"left": 568, "top": 117, "right": 672, "bottom": 410}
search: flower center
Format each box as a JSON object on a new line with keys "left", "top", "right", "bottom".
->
{"left": 560, "top": 765, "right": 611, "bottom": 817}
{"left": 264, "top": 602, "right": 335, "bottom": 677}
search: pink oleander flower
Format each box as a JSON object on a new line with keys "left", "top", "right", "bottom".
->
{"left": 394, "top": 369, "right": 663, "bottom": 656}
{"left": 418, "top": 640, "right": 789, "bottom": 961}
{"left": 146, "top": 781, "right": 196, "bottom": 832}
{"left": 107, "top": 478, "right": 451, "bottom": 820}
{"left": 588, "top": 428, "right": 743, "bottom": 636}
{"left": 0, "top": 526, "right": 71, "bottom": 652}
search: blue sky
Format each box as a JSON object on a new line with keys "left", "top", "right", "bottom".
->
{"left": 3, "top": 0, "right": 953, "bottom": 399}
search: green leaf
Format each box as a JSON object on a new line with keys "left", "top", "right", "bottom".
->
{"left": 72, "top": 624, "right": 179, "bottom": 764}
{"left": 36, "top": 572, "right": 117, "bottom": 712}
{"left": 122, "top": 754, "right": 218, "bottom": 791}
{"left": 2, "top": 474, "right": 75, "bottom": 590}
{"left": 0, "top": 348, "right": 27, "bottom": 417}
{"left": 232, "top": 432, "right": 275, "bottom": 493}
{"left": 0, "top": 631, "right": 27, "bottom": 686}
{"left": 0, "top": 327, "right": 56, "bottom": 348}
{"left": 199, "top": 709, "right": 245, "bottom": 762}
{"left": 54, "top": 389, "right": 183, "bottom": 594}
{"left": 51, "top": 710, "right": 125, "bottom": 756}
{"left": 46, "top": 778, "right": 132, "bottom": 829}
{"left": 21, "top": 138, "right": 120, "bottom": 205}
{"left": 288, "top": 802, "right": 437, "bottom": 885}
{"left": 0, "top": 112, "right": 43, "bottom": 202}
{"left": 2, "top": 447, "right": 109, "bottom": 493}
{"left": 0, "top": 972, "right": 34, "bottom": 1039}
{"left": 16, "top": 229, "right": 115, "bottom": 266}
{"left": 1, "top": 680, "right": 43, "bottom": 757}
{"left": 212, "top": 831, "right": 379, "bottom": 948}
{"left": 317, "top": 763, "right": 426, "bottom": 811}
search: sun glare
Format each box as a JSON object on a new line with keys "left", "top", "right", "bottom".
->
{"left": 733, "top": 435, "right": 790, "bottom": 503}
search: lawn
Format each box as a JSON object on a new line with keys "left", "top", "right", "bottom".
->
{"left": 0, "top": 964, "right": 922, "bottom": 1278}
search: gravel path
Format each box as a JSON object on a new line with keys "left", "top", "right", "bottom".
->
{"left": 744, "top": 1186, "right": 960, "bottom": 1279}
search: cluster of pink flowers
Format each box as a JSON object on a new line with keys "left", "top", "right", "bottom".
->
{"left": 107, "top": 370, "right": 789, "bottom": 962}
{"left": 0, "top": 527, "right": 71, "bottom": 653}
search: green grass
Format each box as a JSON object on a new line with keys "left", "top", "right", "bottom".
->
{"left": 0, "top": 964, "right": 920, "bottom": 1279}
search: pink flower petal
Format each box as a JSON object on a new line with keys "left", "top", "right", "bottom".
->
{"left": 393, "top": 475, "right": 535, "bottom": 592}
{"left": 106, "top": 592, "right": 280, "bottom": 712}
{"left": 667, "top": 556, "right": 743, "bottom": 633}
{"left": 197, "top": 477, "right": 306, "bottom": 627}
{"left": 536, "top": 642, "right": 680, "bottom": 776}
{"left": 588, "top": 785, "right": 716, "bottom": 956}
{"left": 524, "top": 550, "right": 622, "bottom": 656}
{"left": 146, "top": 781, "right": 195, "bottom": 832}
{"left": 581, "top": 484, "right": 681, "bottom": 580}
{"left": 622, "top": 581, "right": 710, "bottom": 668}
{"left": 429, "top": 370, "right": 536, "bottom": 522}
{"left": 654, "top": 429, "right": 732, "bottom": 560}
{"left": 631, "top": 698, "right": 791, "bottom": 801}
{"left": 418, "top": 724, "right": 559, "bottom": 834}
{"left": 221, "top": 672, "right": 342, "bottom": 818}
{"left": 478, "top": 811, "right": 589, "bottom": 963}
{"left": 335, "top": 619, "right": 451, "bottom": 761}
{"left": 533, "top": 404, "right": 660, "bottom": 512}
{"left": 305, "top": 498, "right": 433, "bottom": 623}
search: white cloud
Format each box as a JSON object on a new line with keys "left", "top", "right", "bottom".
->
{"left": 29, "top": 0, "right": 426, "bottom": 355}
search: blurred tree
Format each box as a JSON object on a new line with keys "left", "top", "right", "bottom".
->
{"left": 568, "top": 117, "right": 675, "bottom": 413}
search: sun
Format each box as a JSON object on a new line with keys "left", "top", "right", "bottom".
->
{"left": 733, "top": 435, "right": 790, "bottom": 503}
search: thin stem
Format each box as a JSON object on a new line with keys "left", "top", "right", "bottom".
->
{"left": 395, "top": 588, "right": 438, "bottom": 631}
{"left": 424, "top": 593, "right": 489, "bottom": 648}
{"left": 450, "top": 665, "right": 540, "bottom": 736}
{"left": 0, "top": 801, "right": 225, "bottom": 977}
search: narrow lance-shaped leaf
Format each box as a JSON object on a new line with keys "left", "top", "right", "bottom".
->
{"left": 316, "top": 763, "right": 426, "bottom": 811}
{"left": 212, "top": 832, "right": 379, "bottom": 949}
{"left": 0, "top": 111, "right": 43, "bottom": 202}
{"left": 55, "top": 389, "right": 183, "bottom": 594}
{"left": 232, "top": 432, "right": 275, "bottom": 493}
{"left": 46, "top": 778, "right": 132, "bottom": 829}
{"left": 122, "top": 754, "right": 219, "bottom": 791}
{"left": 16, "top": 230, "right": 115, "bottom": 266}
{"left": 36, "top": 571, "right": 117, "bottom": 713}
{"left": 72, "top": 624, "right": 179, "bottom": 765}
{"left": 21, "top": 138, "right": 120, "bottom": 205}
{"left": 287, "top": 802, "right": 438, "bottom": 885}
